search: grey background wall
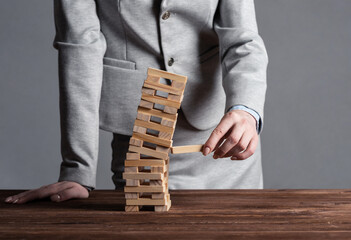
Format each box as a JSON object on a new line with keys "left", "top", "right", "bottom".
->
{"left": 1, "top": 0, "right": 350, "bottom": 189}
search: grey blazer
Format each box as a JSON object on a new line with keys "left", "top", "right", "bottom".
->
{"left": 53, "top": 0, "right": 268, "bottom": 188}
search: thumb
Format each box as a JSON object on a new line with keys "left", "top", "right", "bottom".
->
{"left": 50, "top": 186, "right": 89, "bottom": 202}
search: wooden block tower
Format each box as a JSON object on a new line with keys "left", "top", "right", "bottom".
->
{"left": 123, "top": 67, "right": 187, "bottom": 212}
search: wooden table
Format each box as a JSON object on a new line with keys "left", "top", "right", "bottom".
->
{"left": 1, "top": 189, "right": 351, "bottom": 239}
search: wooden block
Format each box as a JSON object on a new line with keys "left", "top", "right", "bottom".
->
{"left": 167, "top": 93, "right": 182, "bottom": 102}
{"left": 152, "top": 192, "right": 166, "bottom": 199}
{"left": 158, "top": 131, "right": 173, "bottom": 140}
{"left": 171, "top": 145, "right": 204, "bottom": 154}
{"left": 129, "top": 137, "right": 143, "bottom": 147}
{"left": 129, "top": 145, "right": 169, "bottom": 159}
{"left": 152, "top": 192, "right": 167, "bottom": 199}
{"left": 171, "top": 81, "right": 186, "bottom": 89}
{"left": 125, "top": 193, "right": 139, "bottom": 199}
{"left": 126, "top": 152, "right": 140, "bottom": 160}
{"left": 144, "top": 80, "right": 183, "bottom": 96}
{"left": 124, "top": 185, "right": 165, "bottom": 193}
{"left": 162, "top": 94, "right": 183, "bottom": 114}
{"left": 123, "top": 172, "right": 164, "bottom": 180}
{"left": 138, "top": 107, "right": 177, "bottom": 121}
{"left": 154, "top": 196, "right": 171, "bottom": 212}
{"left": 161, "top": 118, "right": 176, "bottom": 128}
{"left": 141, "top": 87, "right": 156, "bottom": 95}
{"left": 126, "top": 179, "right": 139, "bottom": 186}
{"left": 132, "top": 132, "right": 172, "bottom": 148}
{"left": 133, "top": 125, "right": 147, "bottom": 134}
{"left": 141, "top": 93, "right": 181, "bottom": 109}
{"left": 156, "top": 145, "right": 170, "bottom": 153}
{"left": 151, "top": 166, "right": 165, "bottom": 173}
{"left": 136, "top": 112, "right": 151, "bottom": 121}
{"left": 163, "top": 106, "right": 178, "bottom": 114}
{"left": 125, "top": 205, "right": 140, "bottom": 212}
{"left": 139, "top": 99, "right": 154, "bottom": 109}
{"left": 125, "top": 160, "right": 165, "bottom": 167}
{"left": 146, "top": 75, "right": 160, "bottom": 83}
{"left": 150, "top": 180, "right": 163, "bottom": 186}
{"left": 148, "top": 68, "right": 187, "bottom": 83}
{"left": 134, "top": 119, "right": 173, "bottom": 133}
{"left": 124, "top": 167, "right": 138, "bottom": 173}
{"left": 154, "top": 201, "right": 171, "bottom": 212}
{"left": 126, "top": 197, "right": 167, "bottom": 206}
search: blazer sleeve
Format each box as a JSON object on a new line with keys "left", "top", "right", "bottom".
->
{"left": 52, "top": 0, "right": 107, "bottom": 189}
{"left": 214, "top": 0, "right": 268, "bottom": 130}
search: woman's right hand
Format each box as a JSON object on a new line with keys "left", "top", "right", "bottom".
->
{"left": 4, "top": 181, "right": 89, "bottom": 204}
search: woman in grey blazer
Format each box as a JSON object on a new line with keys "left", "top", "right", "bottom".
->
{"left": 5, "top": 0, "right": 267, "bottom": 204}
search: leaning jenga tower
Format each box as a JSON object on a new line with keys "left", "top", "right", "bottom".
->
{"left": 123, "top": 67, "right": 187, "bottom": 212}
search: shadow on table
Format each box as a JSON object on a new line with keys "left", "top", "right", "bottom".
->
{"left": 1, "top": 198, "right": 126, "bottom": 212}
{"left": 1, "top": 190, "right": 160, "bottom": 212}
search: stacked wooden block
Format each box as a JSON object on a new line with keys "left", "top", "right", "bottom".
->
{"left": 123, "top": 67, "right": 187, "bottom": 212}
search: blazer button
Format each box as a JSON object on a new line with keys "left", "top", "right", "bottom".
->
{"left": 168, "top": 57, "right": 175, "bottom": 66}
{"left": 162, "top": 11, "right": 171, "bottom": 20}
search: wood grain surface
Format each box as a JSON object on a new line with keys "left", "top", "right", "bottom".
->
{"left": 1, "top": 189, "right": 351, "bottom": 239}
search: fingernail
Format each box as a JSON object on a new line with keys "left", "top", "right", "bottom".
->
{"left": 13, "top": 198, "right": 19, "bottom": 204}
{"left": 231, "top": 157, "right": 238, "bottom": 160}
{"left": 5, "top": 197, "right": 12, "bottom": 203}
{"left": 203, "top": 147, "right": 210, "bottom": 156}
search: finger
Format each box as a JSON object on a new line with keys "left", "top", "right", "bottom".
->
{"left": 211, "top": 131, "right": 230, "bottom": 155}
{"left": 233, "top": 135, "right": 259, "bottom": 160}
{"left": 203, "top": 116, "right": 234, "bottom": 156}
{"left": 224, "top": 123, "right": 257, "bottom": 159}
{"left": 51, "top": 185, "right": 89, "bottom": 202}
{"left": 224, "top": 131, "right": 253, "bottom": 158}
{"left": 222, "top": 134, "right": 251, "bottom": 159}
{"left": 6, "top": 189, "right": 40, "bottom": 204}
{"left": 15, "top": 182, "right": 67, "bottom": 204}
{"left": 11, "top": 191, "right": 43, "bottom": 204}
{"left": 5, "top": 189, "right": 35, "bottom": 203}
{"left": 213, "top": 123, "right": 245, "bottom": 159}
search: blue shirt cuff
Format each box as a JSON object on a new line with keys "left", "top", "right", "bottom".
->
{"left": 227, "top": 105, "right": 262, "bottom": 134}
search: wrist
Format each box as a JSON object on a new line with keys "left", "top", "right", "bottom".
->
{"left": 226, "top": 105, "right": 261, "bottom": 134}
{"left": 230, "top": 109, "right": 257, "bottom": 129}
